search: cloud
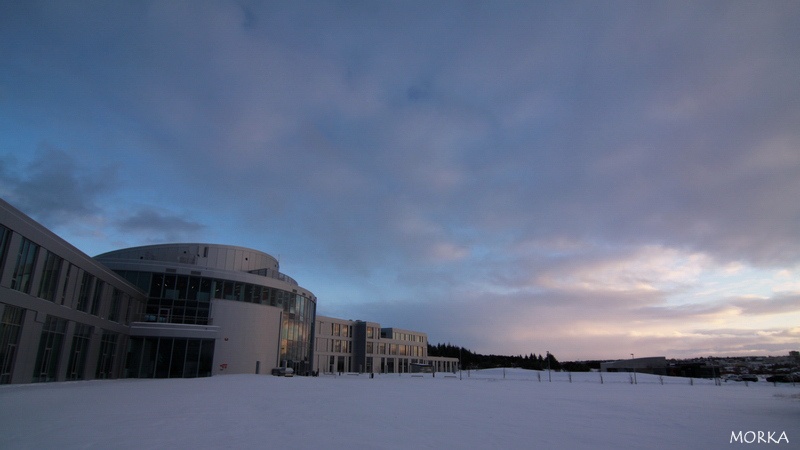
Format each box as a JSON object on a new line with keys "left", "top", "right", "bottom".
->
{"left": 3, "top": 1, "right": 800, "bottom": 359}
{"left": 8, "top": 1, "right": 798, "bottom": 268}
{"left": 731, "top": 294, "right": 800, "bottom": 316}
{"left": 0, "top": 144, "right": 113, "bottom": 228}
{"left": 114, "top": 208, "right": 206, "bottom": 244}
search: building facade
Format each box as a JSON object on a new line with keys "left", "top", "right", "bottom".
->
{"left": 96, "top": 243, "right": 317, "bottom": 377}
{"left": 314, "top": 316, "right": 458, "bottom": 374}
{"left": 1, "top": 197, "right": 456, "bottom": 384}
{"left": 0, "top": 199, "right": 146, "bottom": 384}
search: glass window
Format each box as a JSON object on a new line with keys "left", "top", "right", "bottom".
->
{"left": 199, "top": 339, "right": 213, "bottom": 377}
{"left": 185, "top": 339, "right": 201, "bottom": 378}
{"left": 170, "top": 339, "right": 187, "bottom": 378}
{"left": 90, "top": 280, "right": 104, "bottom": 316}
{"left": 187, "top": 276, "right": 200, "bottom": 301}
{"left": 37, "top": 250, "right": 63, "bottom": 301}
{"left": 60, "top": 263, "right": 74, "bottom": 305}
{"left": 260, "top": 286, "right": 271, "bottom": 305}
{"left": 95, "top": 331, "right": 118, "bottom": 379}
{"left": 155, "top": 338, "right": 174, "bottom": 378}
{"left": 76, "top": 272, "right": 93, "bottom": 312}
{"left": 150, "top": 273, "right": 164, "bottom": 298}
{"left": 126, "top": 294, "right": 143, "bottom": 324}
{"left": 163, "top": 274, "right": 177, "bottom": 299}
{"left": 222, "top": 281, "right": 233, "bottom": 300}
{"left": 198, "top": 277, "right": 211, "bottom": 300}
{"left": 0, "top": 225, "right": 11, "bottom": 282}
{"left": 0, "top": 304, "right": 25, "bottom": 384}
{"left": 176, "top": 276, "right": 188, "bottom": 299}
{"left": 109, "top": 289, "right": 122, "bottom": 322}
{"left": 10, "top": 237, "right": 39, "bottom": 294}
{"left": 213, "top": 279, "right": 223, "bottom": 299}
{"left": 33, "top": 315, "right": 68, "bottom": 382}
{"left": 66, "top": 323, "right": 93, "bottom": 380}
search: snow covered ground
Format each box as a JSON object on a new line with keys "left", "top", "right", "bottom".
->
{"left": 1, "top": 369, "right": 798, "bottom": 449}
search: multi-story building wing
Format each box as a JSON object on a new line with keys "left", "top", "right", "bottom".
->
{"left": 314, "top": 316, "right": 458, "bottom": 375}
{"left": 0, "top": 199, "right": 146, "bottom": 384}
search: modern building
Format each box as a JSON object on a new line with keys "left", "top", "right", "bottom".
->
{"left": 1, "top": 197, "right": 457, "bottom": 384}
{"left": 0, "top": 199, "right": 146, "bottom": 384}
{"left": 314, "top": 315, "right": 458, "bottom": 374}
{"left": 95, "top": 243, "right": 317, "bottom": 377}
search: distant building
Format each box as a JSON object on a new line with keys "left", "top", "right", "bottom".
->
{"left": 600, "top": 357, "right": 667, "bottom": 375}
{"left": 314, "top": 316, "right": 458, "bottom": 374}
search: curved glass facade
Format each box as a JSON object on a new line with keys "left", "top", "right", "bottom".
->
{"left": 114, "top": 269, "right": 316, "bottom": 375}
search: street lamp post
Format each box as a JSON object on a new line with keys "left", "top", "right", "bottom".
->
{"left": 631, "top": 353, "right": 637, "bottom": 385}
{"left": 459, "top": 347, "right": 462, "bottom": 380}
{"left": 547, "top": 351, "right": 551, "bottom": 382}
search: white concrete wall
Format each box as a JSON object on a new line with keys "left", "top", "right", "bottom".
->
{"left": 210, "top": 300, "right": 282, "bottom": 375}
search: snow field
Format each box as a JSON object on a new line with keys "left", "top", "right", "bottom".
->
{"left": 1, "top": 369, "right": 798, "bottom": 449}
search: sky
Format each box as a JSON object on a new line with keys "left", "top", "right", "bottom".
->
{"left": 1, "top": 1, "right": 799, "bottom": 361}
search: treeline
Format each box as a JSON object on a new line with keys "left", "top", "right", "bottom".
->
{"left": 428, "top": 343, "right": 562, "bottom": 371}
{"left": 428, "top": 343, "right": 604, "bottom": 372}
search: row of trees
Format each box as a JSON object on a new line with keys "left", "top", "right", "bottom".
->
{"left": 428, "top": 343, "right": 565, "bottom": 371}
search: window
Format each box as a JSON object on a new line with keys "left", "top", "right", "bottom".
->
{"left": 10, "top": 237, "right": 39, "bottom": 294}
{"left": 108, "top": 289, "right": 122, "bottom": 322}
{"left": 90, "top": 280, "right": 104, "bottom": 316}
{"left": 163, "top": 274, "right": 177, "bottom": 299}
{"left": 0, "top": 304, "right": 25, "bottom": 384}
{"left": 187, "top": 276, "right": 199, "bottom": 301}
{"left": 60, "top": 263, "right": 74, "bottom": 305}
{"left": 38, "top": 251, "right": 63, "bottom": 302}
{"left": 66, "top": 323, "right": 93, "bottom": 380}
{"left": 33, "top": 315, "right": 68, "bottom": 382}
{"left": 150, "top": 273, "right": 164, "bottom": 297}
{"left": 125, "top": 337, "right": 214, "bottom": 379}
{"left": 95, "top": 332, "right": 118, "bottom": 379}
{"left": 125, "top": 294, "right": 143, "bottom": 325}
{"left": 76, "top": 272, "right": 93, "bottom": 312}
{"left": 0, "top": 225, "right": 11, "bottom": 282}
